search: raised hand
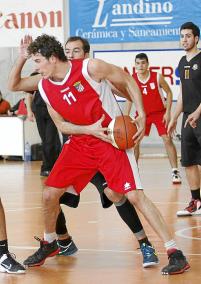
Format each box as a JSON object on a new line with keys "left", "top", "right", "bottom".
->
{"left": 19, "top": 35, "right": 33, "bottom": 59}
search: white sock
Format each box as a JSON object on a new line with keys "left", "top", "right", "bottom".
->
{"left": 164, "top": 239, "right": 177, "bottom": 251}
{"left": 44, "top": 232, "right": 57, "bottom": 243}
{"left": 172, "top": 168, "right": 178, "bottom": 172}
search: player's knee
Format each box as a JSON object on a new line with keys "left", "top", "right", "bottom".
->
{"left": 43, "top": 187, "right": 58, "bottom": 205}
{"left": 104, "top": 188, "right": 123, "bottom": 203}
{"left": 162, "top": 135, "right": 173, "bottom": 146}
{"left": 126, "top": 190, "right": 145, "bottom": 206}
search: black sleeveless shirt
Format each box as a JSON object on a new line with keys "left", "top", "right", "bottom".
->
{"left": 178, "top": 52, "right": 201, "bottom": 114}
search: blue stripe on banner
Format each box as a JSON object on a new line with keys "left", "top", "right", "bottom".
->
{"left": 69, "top": 0, "right": 201, "bottom": 44}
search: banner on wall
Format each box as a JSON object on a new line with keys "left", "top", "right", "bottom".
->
{"left": 94, "top": 49, "right": 185, "bottom": 101}
{"left": 0, "top": 0, "right": 64, "bottom": 47}
{"left": 69, "top": 0, "right": 201, "bottom": 44}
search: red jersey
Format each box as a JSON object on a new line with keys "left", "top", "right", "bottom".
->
{"left": 132, "top": 71, "right": 166, "bottom": 116}
{"left": 39, "top": 59, "right": 121, "bottom": 128}
{"left": 39, "top": 58, "right": 142, "bottom": 193}
{"left": 0, "top": 100, "right": 10, "bottom": 114}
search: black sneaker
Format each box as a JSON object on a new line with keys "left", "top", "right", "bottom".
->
{"left": 40, "top": 170, "right": 50, "bottom": 177}
{"left": 161, "top": 250, "right": 190, "bottom": 275}
{"left": 57, "top": 238, "right": 78, "bottom": 256}
{"left": 172, "top": 170, "right": 182, "bottom": 184}
{"left": 23, "top": 237, "right": 60, "bottom": 267}
{"left": 0, "top": 253, "right": 26, "bottom": 274}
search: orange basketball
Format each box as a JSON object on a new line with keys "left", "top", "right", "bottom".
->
{"left": 108, "top": 115, "right": 137, "bottom": 150}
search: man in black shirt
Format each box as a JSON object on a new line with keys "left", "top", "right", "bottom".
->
{"left": 168, "top": 22, "right": 201, "bottom": 216}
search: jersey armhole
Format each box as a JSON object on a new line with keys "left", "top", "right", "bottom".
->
{"left": 82, "top": 58, "right": 101, "bottom": 93}
{"left": 38, "top": 80, "right": 51, "bottom": 106}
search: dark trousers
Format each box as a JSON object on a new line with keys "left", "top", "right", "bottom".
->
{"left": 34, "top": 107, "right": 61, "bottom": 171}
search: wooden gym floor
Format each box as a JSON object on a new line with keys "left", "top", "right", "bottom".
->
{"left": 0, "top": 153, "right": 201, "bottom": 284}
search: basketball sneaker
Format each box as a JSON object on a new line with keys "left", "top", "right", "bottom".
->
{"left": 172, "top": 170, "right": 181, "bottom": 184}
{"left": 140, "top": 243, "right": 159, "bottom": 268}
{"left": 23, "top": 237, "right": 60, "bottom": 267}
{"left": 161, "top": 249, "right": 190, "bottom": 275}
{"left": 0, "top": 253, "right": 25, "bottom": 274}
{"left": 57, "top": 238, "right": 78, "bottom": 256}
{"left": 177, "top": 199, "right": 201, "bottom": 216}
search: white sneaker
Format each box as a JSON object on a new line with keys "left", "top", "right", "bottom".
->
{"left": 0, "top": 253, "right": 25, "bottom": 274}
{"left": 177, "top": 199, "right": 201, "bottom": 216}
{"left": 172, "top": 170, "right": 181, "bottom": 184}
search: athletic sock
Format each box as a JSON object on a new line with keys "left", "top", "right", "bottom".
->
{"left": 114, "top": 198, "right": 144, "bottom": 236}
{"left": 138, "top": 237, "right": 152, "bottom": 247}
{"left": 191, "top": 188, "right": 201, "bottom": 200}
{"left": 0, "top": 240, "right": 8, "bottom": 257}
{"left": 164, "top": 240, "right": 177, "bottom": 255}
{"left": 44, "top": 232, "right": 57, "bottom": 243}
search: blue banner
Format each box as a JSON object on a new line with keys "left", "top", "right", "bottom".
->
{"left": 69, "top": 0, "right": 201, "bottom": 44}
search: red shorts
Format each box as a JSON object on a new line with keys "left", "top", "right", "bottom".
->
{"left": 45, "top": 135, "right": 142, "bottom": 194}
{"left": 145, "top": 110, "right": 167, "bottom": 136}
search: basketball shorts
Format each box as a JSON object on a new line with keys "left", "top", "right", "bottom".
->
{"left": 181, "top": 113, "right": 201, "bottom": 167}
{"left": 145, "top": 110, "right": 167, "bottom": 136}
{"left": 45, "top": 135, "right": 142, "bottom": 194}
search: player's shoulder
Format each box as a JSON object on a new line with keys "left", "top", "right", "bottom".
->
{"left": 178, "top": 55, "right": 186, "bottom": 64}
{"left": 87, "top": 58, "right": 109, "bottom": 74}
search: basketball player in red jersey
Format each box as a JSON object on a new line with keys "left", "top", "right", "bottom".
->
{"left": 125, "top": 53, "right": 181, "bottom": 184}
{"left": 58, "top": 36, "right": 159, "bottom": 267}
{"left": 8, "top": 35, "right": 189, "bottom": 275}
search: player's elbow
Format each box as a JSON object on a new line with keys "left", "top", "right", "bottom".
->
{"left": 7, "top": 81, "right": 20, "bottom": 92}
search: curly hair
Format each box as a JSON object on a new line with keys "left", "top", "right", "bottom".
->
{"left": 27, "top": 34, "right": 67, "bottom": 62}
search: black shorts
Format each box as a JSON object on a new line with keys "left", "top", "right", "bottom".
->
{"left": 181, "top": 113, "right": 201, "bottom": 167}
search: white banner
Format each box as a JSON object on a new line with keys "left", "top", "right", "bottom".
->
{"left": 94, "top": 49, "right": 186, "bottom": 101}
{"left": 0, "top": 0, "right": 64, "bottom": 47}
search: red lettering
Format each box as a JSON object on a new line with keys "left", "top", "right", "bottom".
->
{"left": 4, "top": 13, "right": 19, "bottom": 29}
{"left": 150, "top": 66, "right": 160, "bottom": 72}
{"left": 161, "top": 67, "right": 174, "bottom": 85}
{"left": 49, "top": 11, "right": 62, "bottom": 27}
{"left": 20, "top": 12, "right": 32, "bottom": 28}
{"left": 0, "top": 10, "right": 62, "bottom": 29}
{"left": 34, "top": 12, "right": 47, "bottom": 28}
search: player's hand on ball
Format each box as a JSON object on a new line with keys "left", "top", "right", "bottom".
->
{"left": 89, "top": 115, "right": 112, "bottom": 143}
{"left": 133, "top": 115, "right": 145, "bottom": 145}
